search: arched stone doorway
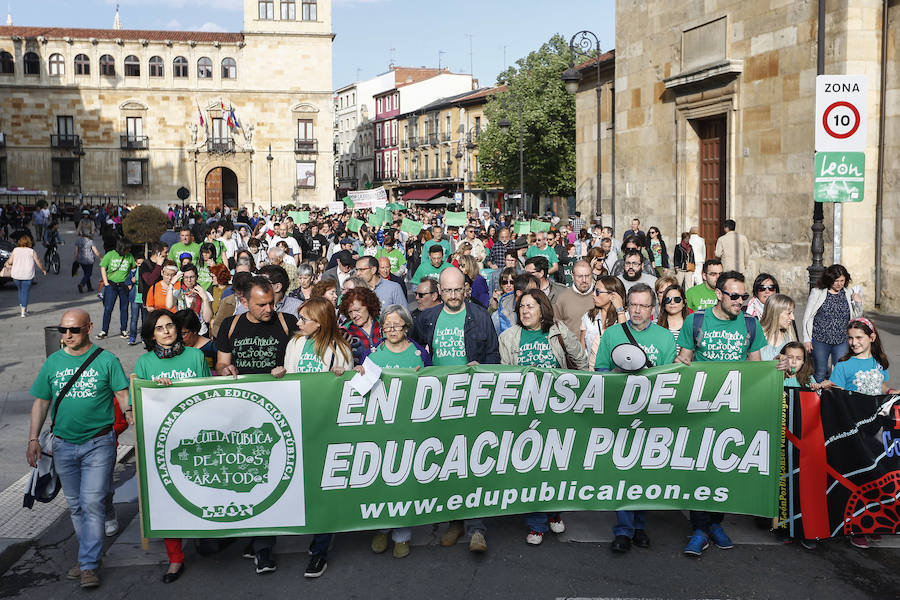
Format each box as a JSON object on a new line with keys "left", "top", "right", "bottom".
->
{"left": 204, "top": 167, "right": 238, "bottom": 213}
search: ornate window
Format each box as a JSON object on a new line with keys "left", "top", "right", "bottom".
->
{"left": 173, "top": 56, "right": 188, "bottom": 78}
{"left": 124, "top": 55, "right": 140, "bottom": 77}
{"left": 197, "top": 57, "right": 212, "bottom": 79}
{"left": 49, "top": 53, "right": 64, "bottom": 76}
{"left": 100, "top": 54, "right": 115, "bottom": 76}
{"left": 74, "top": 54, "right": 90, "bottom": 75}
{"left": 0, "top": 51, "right": 13, "bottom": 74}
{"left": 149, "top": 56, "right": 163, "bottom": 78}
{"left": 23, "top": 52, "right": 40, "bottom": 76}
{"left": 221, "top": 57, "right": 236, "bottom": 79}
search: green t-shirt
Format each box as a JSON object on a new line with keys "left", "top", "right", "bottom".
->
{"left": 133, "top": 346, "right": 210, "bottom": 387}
{"left": 594, "top": 322, "right": 677, "bottom": 370}
{"left": 99, "top": 251, "right": 136, "bottom": 283}
{"left": 204, "top": 239, "right": 226, "bottom": 264}
{"left": 294, "top": 338, "right": 328, "bottom": 373}
{"left": 30, "top": 346, "right": 129, "bottom": 444}
{"left": 517, "top": 328, "right": 559, "bottom": 368}
{"left": 369, "top": 342, "right": 426, "bottom": 369}
{"left": 431, "top": 308, "right": 468, "bottom": 366}
{"left": 677, "top": 309, "right": 767, "bottom": 362}
{"left": 376, "top": 247, "right": 407, "bottom": 273}
{"left": 685, "top": 284, "right": 718, "bottom": 312}
{"left": 422, "top": 239, "right": 452, "bottom": 259}
{"left": 412, "top": 261, "right": 450, "bottom": 285}
{"left": 168, "top": 242, "right": 201, "bottom": 263}
{"left": 197, "top": 265, "right": 213, "bottom": 291}
{"left": 526, "top": 245, "right": 559, "bottom": 266}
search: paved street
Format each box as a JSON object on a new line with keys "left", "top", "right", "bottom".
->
{"left": 1, "top": 222, "right": 900, "bottom": 599}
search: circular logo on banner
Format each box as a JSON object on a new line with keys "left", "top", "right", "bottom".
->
{"left": 154, "top": 387, "right": 297, "bottom": 523}
{"left": 822, "top": 101, "right": 861, "bottom": 139}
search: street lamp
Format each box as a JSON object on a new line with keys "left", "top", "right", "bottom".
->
{"left": 563, "top": 30, "right": 609, "bottom": 231}
{"left": 72, "top": 145, "right": 86, "bottom": 202}
{"left": 266, "top": 144, "right": 274, "bottom": 212}
{"left": 499, "top": 93, "right": 525, "bottom": 216}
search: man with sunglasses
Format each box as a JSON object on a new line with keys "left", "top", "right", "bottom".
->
{"left": 411, "top": 278, "right": 441, "bottom": 320}
{"left": 28, "top": 309, "right": 130, "bottom": 589}
{"left": 675, "top": 270, "right": 766, "bottom": 557}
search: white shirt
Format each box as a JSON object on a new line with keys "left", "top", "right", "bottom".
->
{"left": 270, "top": 235, "right": 301, "bottom": 257}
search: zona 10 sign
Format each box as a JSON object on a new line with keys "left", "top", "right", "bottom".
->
{"left": 814, "top": 75, "right": 867, "bottom": 152}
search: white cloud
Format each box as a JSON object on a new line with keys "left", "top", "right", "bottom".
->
{"left": 197, "top": 21, "right": 227, "bottom": 32}
{"left": 165, "top": 19, "right": 182, "bottom": 28}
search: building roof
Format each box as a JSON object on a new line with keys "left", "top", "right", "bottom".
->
{"left": 454, "top": 84, "right": 506, "bottom": 104}
{"left": 573, "top": 50, "right": 615, "bottom": 73}
{"left": 0, "top": 25, "right": 244, "bottom": 44}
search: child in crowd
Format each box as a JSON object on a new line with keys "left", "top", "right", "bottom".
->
{"left": 780, "top": 342, "right": 816, "bottom": 389}
{"left": 827, "top": 318, "right": 895, "bottom": 396}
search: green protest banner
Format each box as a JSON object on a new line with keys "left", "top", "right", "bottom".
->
{"left": 531, "top": 219, "right": 551, "bottom": 232}
{"left": 513, "top": 221, "right": 531, "bottom": 235}
{"left": 289, "top": 211, "right": 309, "bottom": 224}
{"left": 342, "top": 195, "right": 355, "bottom": 208}
{"left": 346, "top": 217, "right": 363, "bottom": 233}
{"left": 400, "top": 218, "right": 423, "bottom": 236}
{"left": 444, "top": 211, "right": 467, "bottom": 227}
{"left": 134, "top": 362, "right": 781, "bottom": 538}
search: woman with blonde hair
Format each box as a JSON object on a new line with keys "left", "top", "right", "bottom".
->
{"left": 8, "top": 234, "right": 47, "bottom": 317}
{"left": 457, "top": 254, "right": 489, "bottom": 308}
{"left": 759, "top": 293, "right": 797, "bottom": 361}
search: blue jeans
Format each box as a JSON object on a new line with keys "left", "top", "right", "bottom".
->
{"left": 52, "top": 430, "right": 116, "bottom": 570}
{"left": 812, "top": 339, "right": 850, "bottom": 382}
{"left": 14, "top": 278, "right": 32, "bottom": 308}
{"left": 127, "top": 287, "right": 141, "bottom": 340}
{"left": 689, "top": 510, "right": 723, "bottom": 532}
{"left": 613, "top": 510, "right": 647, "bottom": 538}
{"left": 309, "top": 533, "right": 333, "bottom": 557}
{"left": 77, "top": 262, "right": 93, "bottom": 288}
{"left": 101, "top": 282, "right": 129, "bottom": 334}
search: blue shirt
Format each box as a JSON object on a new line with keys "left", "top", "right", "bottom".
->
{"left": 830, "top": 356, "right": 889, "bottom": 395}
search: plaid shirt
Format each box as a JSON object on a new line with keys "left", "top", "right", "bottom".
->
{"left": 342, "top": 321, "right": 383, "bottom": 365}
{"left": 489, "top": 239, "right": 513, "bottom": 267}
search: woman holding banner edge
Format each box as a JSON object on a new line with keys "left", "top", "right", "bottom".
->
{"left": 131, "top": 310, "right": 211, "bottom": 583}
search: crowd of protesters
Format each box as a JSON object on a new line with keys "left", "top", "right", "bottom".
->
{"left": 20, "top": 199, "right": 895, "bottom": 589}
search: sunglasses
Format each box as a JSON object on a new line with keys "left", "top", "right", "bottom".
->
{"left": 723, "top": 292, "right": 751, "bottom": 302}
{"left": 57, "top": 326, "right": 85, "bottom": 334}
{"left": 415, "top": 291, "right": 435, "bottom": 298}
{"left": 663, "top": 296, "right": 683, "bottom": 305}
{"left": 759, "top": 285, "right": 777, "bottom": 292}
{"left": 501, "top": 278, "right": 514, "bottom": 285}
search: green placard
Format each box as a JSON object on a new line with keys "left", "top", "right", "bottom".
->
{"left": 342, "top": 196, "right": 355, "bottom": 208}
{"left": 289, "top": 211, "right": 309, "bottom": 224}
{"left": 513, "top": 221, "right": 531, "bottom": 235}
{"left": 133, "top": 361, "right": 782, "bottom": 538}
{"left": 444, "top": 211, "right": 467, "bottom": 227}
{"left": 387, "top": 202, "right": 406, "bottom": 211}
{"left": 346, "top": 217, "right": 363, "bottom": 233}
{"left": 814, "top": 152, "right": 864, "bottom": 203}
{"left": 531, "top": 219, "right": 551, "bottom": 233}
{"left": 368, "top": 208, "right": 388, "bottom": 228}
{"left": 400, "top": 218, "right": 423, "bottom": 236}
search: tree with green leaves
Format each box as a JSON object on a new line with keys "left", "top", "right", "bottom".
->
{"left": 477, "top": 34, "right": 576, "bottom": 210}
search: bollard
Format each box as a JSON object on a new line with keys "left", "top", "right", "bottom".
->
{"left": 44, "top": 326, "right": 62, "bottom": 357}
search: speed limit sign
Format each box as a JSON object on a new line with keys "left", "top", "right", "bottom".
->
{"left": 815, "top": 75, "right": 867, "bottom": 151}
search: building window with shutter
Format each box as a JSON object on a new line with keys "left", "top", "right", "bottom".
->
{"left": 149, "top": 56, "right": 163, "bottom": 78}
{"left": 173, "top": 56, "right": 188, "bottom": 78}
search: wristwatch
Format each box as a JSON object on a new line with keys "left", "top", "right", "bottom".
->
{"left": 616, "top": 307, "right": 625, "bottom": 313}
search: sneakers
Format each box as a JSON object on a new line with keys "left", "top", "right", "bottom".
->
{"left": 610, "top": 534, "right": 631, "bottom": 553}
{"left": 77, "top": 283, "right": 84, "bottom": 294}
{"left": 66, "top": 564, "right": 81, "bottom": 580}
{"left": 850, "top": 535, "right": 869, "bottom": 549}
{"left": 868, "top": 534, "right": 882, "bottom": 542}
{"left": 683, "top": 530, "right": 710, "bottom": 556}
{"left": 549, "top": 516, "right": 566, "bottom": 534}
{"left": 469, "top": 531, "right": 487, "bottom": 553}
{"left": 241, "top": 542, "right": 255, "bottom": 559}
{"left": 128, "top": 337, "right": 140, "bottom": 346}
{"left": 632, "top": 529, "right": 651, "bottom": 548}
{"left": 371, "top": 532, "right": 388, "bottom": 554}
{"left": 120, "top": 331, "right": 129, "bottom": 339}
{"left": 80, "top": 569, "right": 100, "bottom": 588}
{"left": 104, "top": 517, "right": 119, "bottom": 537}
{"left": 304, "top": 555, "right": 327, "bottom": 578}
{"left": 392, "top": 541, "right": 410, "bottom": 559}
{"left": 526, "top": 531, "right": 544, "bottom": 546}
{"left": 440, "top": 521, "right": 464, "bottom": 547}
{"left": 800, "top": 538, "right": 818, "bottom": 550}
{"left": 96, "top": 331, "right": 108, "bottom": 339}
{"left": 708, "top": 523, "right": 733, "bottom": 549}
{"left": 254, "top": 548, "right": 277, "bottom": 574}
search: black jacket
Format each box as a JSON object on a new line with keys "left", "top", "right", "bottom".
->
{"left": 411, "top": 302, "right": 500, "bottom": 365}
{"left": 673, "top": 242, "right": 695, "bottom": 271}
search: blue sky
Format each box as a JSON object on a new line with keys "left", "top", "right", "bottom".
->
{"left": 6, "top": 0, "right": 615, "bottom": 89}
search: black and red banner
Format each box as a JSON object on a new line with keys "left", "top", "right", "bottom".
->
{"left": 782, "top": 388, "right": 900, "bottom": 539}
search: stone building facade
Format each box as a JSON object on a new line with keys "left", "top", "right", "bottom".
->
{"left": 603, "top": 0, "right": 899, "bottom": 309}
{"left": 0, "top": 0, "right": 334, "bottom": 212}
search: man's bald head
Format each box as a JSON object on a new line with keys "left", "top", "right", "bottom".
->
{"left": 377, "top": 256, "right": 392, "bottom": 280}
{"left": 60, "top": 309, "right": 90, "bottom": 326}
{"left": 59, "top": 309, "right": 92, "bottom": 351}
{"left": 439, "top": 266, "right": 464, "bottom": 289}
{"left": 439, "top": 267, "right": 466, "bottom": 312}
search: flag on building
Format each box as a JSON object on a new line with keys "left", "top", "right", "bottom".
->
{"left": 229, "top": 106, "right": 241, "bottom": 130}
{"left": 196, "top": 101, "right": 205, "bottom": 127}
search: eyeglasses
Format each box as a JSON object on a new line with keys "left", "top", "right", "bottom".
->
{"left": 298, "top": 315, "right": 318, "bottom": 325}
{"left": 57, "top": 326, "right": 85, "bottom": 334}
{"left": 441, "top": 287, "right": 465, "bottom": 296}
{"left": 415, "top": 291, "right": 435, "bottom": 298}
{"left": 663, "top": 296, "right": 683, "bottom": 305}
{"left": 628, "top": 303, "right": 653, "bottom": 310}
{"left": 382, "top": 325, "right": 405, "bottom": 332}
{"left": 594, "top": 289, "right": 611, "bottom": 296}
{"left": 759, "top": 285, "right": 777, "bottom": 292}
{"left": 501, "top": 278, "right": 515, "bottom": 285}
{"left": 723, "top": 292, "right": 751, "bottom": 302}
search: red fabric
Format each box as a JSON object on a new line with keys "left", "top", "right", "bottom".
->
{"left": 164, "top": 538, "right": 185, "bottom": 563}
{"left": 794, "top": 390, "right": 830, "bottom": 539}
{"left": 112, "top": 400, "right": 128, "bottom": 437}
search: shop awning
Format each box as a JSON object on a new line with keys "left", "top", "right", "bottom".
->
{"left": 402, "top": 188, "right": 447, "bottom": 201}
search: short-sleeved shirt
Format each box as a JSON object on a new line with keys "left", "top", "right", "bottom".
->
{"left": 685, "top": 284, "right": 718, "bottom": 312}
{"left": 30, "top": 346, "right": 129, "bottom": 444}
{"left": 215, "top": 313, "right": 298, "bottom": 374}
{"left": 412, "top": 261, "right": 450, "bottom": 285}
{"left": 526, "top": 245, "right": 559, "bottom": 266}
{"left": 369, "top": 342, "right": 426, "bottom": 369}
{"left": 293, "top": 338, "right": 328, "bottom": 373}
{"left": 376, "top": 247, "right": 406, "bottom": 273}
{"left": 422, "top": 239, "right": 452, "bottom": 259}
{"left": 677, "top": 310, "right": 766, "bottom": 362}
{"left": 517, "top": 328, "right": 559, "bottom": 368}
{"left": 100, "top": 251, "right": 136, "bottom": 283}
{"left": 830, "top": 357, "right": 889, "bottom": 395}
{"left": 595, "top": 322, "right": 677, "bottom": 370}
{"left": 168, "top": 242, "right": 200, "bottom": 263}
{"left": 431, "top": 308, "right": 468, "bottom": 366}
{"left": 133, "top": 346, "right": 211, "bottom": 389}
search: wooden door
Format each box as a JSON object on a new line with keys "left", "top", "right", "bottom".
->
{"left": 205, "top": 167, "right": 222, "bottom": 213}
{"left": 698, "top": 118, "right": 726, "bottom": 260}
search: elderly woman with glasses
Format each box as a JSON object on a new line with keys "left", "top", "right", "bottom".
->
{"left": 363, "top": 304, "right": 432, "bottom": 558}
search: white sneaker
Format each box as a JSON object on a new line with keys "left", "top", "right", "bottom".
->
{"left": 526, "top": 531, "right": 544, "bottom": 545}
{"left": 549, "top": 516, "right": 566, "bottom": 534}
{"left": 105, "top": 519, "right": 119, "bottom": 537}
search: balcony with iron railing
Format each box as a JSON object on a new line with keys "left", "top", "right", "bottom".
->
{"left": 295, "top": 138, "right": 318, "bottom": 153}
{"left": 51, "top": 134, "right": 80, "bottom": 149}
{"left": 428, "top": 133, "right": 439, "bottom": 145}
{"left": 120, "top": 135, "right": 149, "bottom": 150}
{"left": 408, "top": 136, "right": 418, "bottom": 149}
{"left": 207, "top": 138, "right": 235, "bottom": 154}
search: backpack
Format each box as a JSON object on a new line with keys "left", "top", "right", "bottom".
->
{"left": 691, "top": 310, "right": 757, "bottom": 357}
